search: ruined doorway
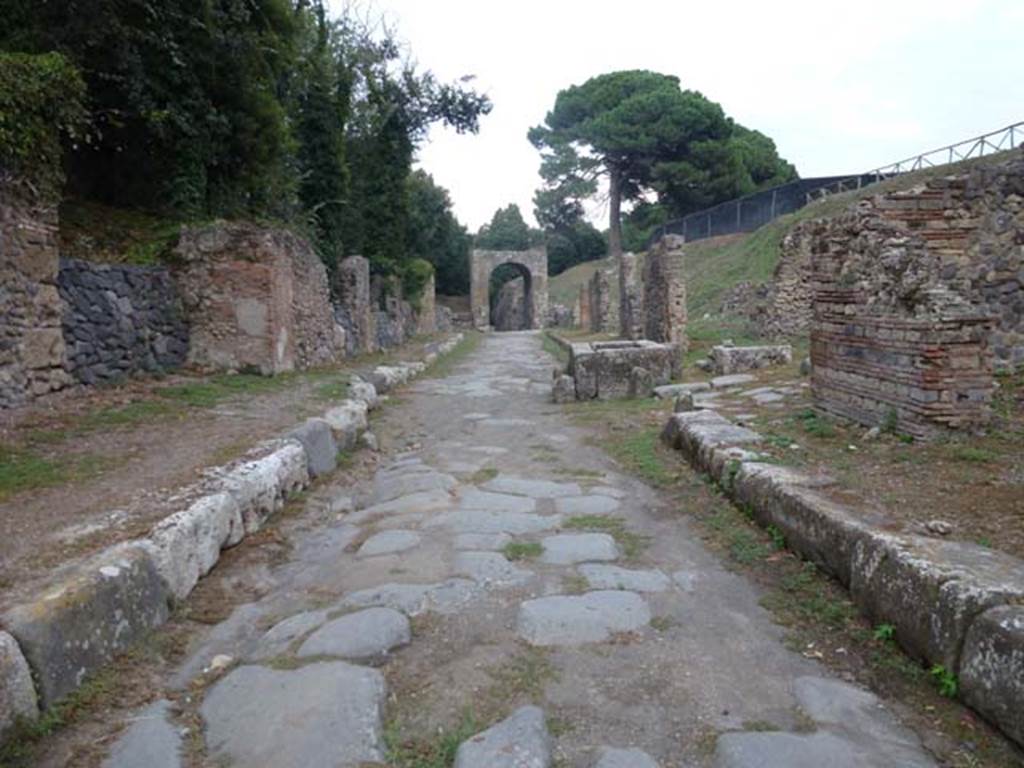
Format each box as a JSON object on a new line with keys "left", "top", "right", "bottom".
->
{"left": 470, "top": 247, "right": 548, "bottom": 330}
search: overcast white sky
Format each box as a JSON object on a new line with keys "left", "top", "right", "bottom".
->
{"left": 326, "top": 0, "right": 1022, "bottom": 230}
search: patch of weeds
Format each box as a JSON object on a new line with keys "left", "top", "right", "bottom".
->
{"left": 563, "top": 515, "right": 649, "bottom": 559}
{"left": 78, "top": 399, "right": 177, "bottom": 430}
{"left": 767, "top": 524, "right": 786, "bottom": 551}
{"left": 650, "top": 616, "right": 676, "bottom": 632}
{"left": 977, "top": 537, "right": 993, "bottom": 548}
{"left": 881, "top": 407, "right": 900, "bottom": 435}
{"left": 485, "top": 647, "right": 559, "bottom": 700}
{"left": 424, "top": 331, "right": 483, "bottom": 379}
{"left": 546, "top": 716, "right": 574, "bottom": 737}
{"left": 794, "top": 408, "right": 836, "bottom": 439}
{"left": 503, "top": 540, "right": 543, "bottom": 561}
{"left": 950, "top": 446, "right": 996, "bottom": 463}
{"left": 542, "top": 333, "right": 569, "bottom": 368}
{"left": 0, "top": 447, "right": 67, "bottom": 500}
{"left": 764, "top": 433, "right": 796, "bottom": 449}
{"left": 604, "top": 427, "right": 677, "bottom": 487}
{"left": 470, "top": 467, "right": 499, "bottom": 485}
{"left": 930, "top": 665, "right": 959, "bottom": 698}
{"left": 561, "top": 574, "right": 589, "bottom": 594}
{"left": 312, "top": 375, "right": 349, "bottom": 402}
{"left": 385, "top": 709, "right": 480, "bottom": 768}
{"left": 728, "top": 528, "right": 771, "bottom": 565}
{"left": 873, "top": 623, "right": 896, "bottom": 642}
{"left": 552, "top": 466, "right": 603, "bottom": 479}
{"left": 741, "top": 719, "right": 780, "bottom": 732}
{"left": 0, "top": 665, "right": 119, "bottom": 765}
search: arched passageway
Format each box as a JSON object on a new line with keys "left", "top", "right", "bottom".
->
{"left": 470, "top": 248, "right": 548, "bottom": 330}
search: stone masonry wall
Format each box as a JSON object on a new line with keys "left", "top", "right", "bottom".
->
{"left": 0, "top": 182, "right": 71, "bottom": 408}
{"left": 619, "top": 252, "right": 643, "bottom": 340}
{"left": 588, "top": 269, "right": 611, "bottom": 333}
{"left": 334, "top": 255, "right": 374, "bottom": 355}
{"left": 643, "top": 235, "right": 688, "bottom": 350}
{"left": 810, "top": 201, "right": 997, "bottom": 437}
{"left": 172, "top": 222, "right": 344, "bottom": 374}
{"left": 58, "top": 258, "right": 189, "bottom": 385}
{"left": 739, "top": 150, "right": 1024, "bottom": 371}
{"left": 415, "top": 273, "right": 437, "bottom": 336}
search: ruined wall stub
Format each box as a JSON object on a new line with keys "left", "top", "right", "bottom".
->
{"left": 588, "top": 269, "right": 611, "bottom": 333}
{"left": 173, "top": 222, "right": 344, "bottom": 374}
{"left": 335, "top": 255, "right": 374, "bottom": 354}
{"left": 470, "top": 248, "right": 548, "bottom": 330}
{"left": 0, "top": 182, "right": 71, "bottom": 408}
{"left": 619, "top": 252, "right": 643, "bottom": 340}
{"left": 415, "top": 272, "right": 437, "bottom": 336}
{"left": 809, "top": 207, "right": 996, "bottom": 438}
{"left": 577, "top": 284, "right": 591, "bottom": 330}
{"left": 643, "top": 235, "right": 688, "bottom": 350}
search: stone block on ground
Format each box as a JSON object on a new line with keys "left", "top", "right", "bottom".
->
{"left": 483, "top": 476, "right": 582, "bottom": 499}
{"left": 357, "top": 530, "right": 422, "bottom": 557}
{"left": 596, "top": 746, "right": 659, "bottom": 768}
{"left": 710, "top": 373, "right": 757, "bottom": 389}
{"left": 200, "top": 662, "right": 386, "bottom": 766}
{"left": 578, "top": 565, "right": 670, "bottom": 592}
{"left": 958, "top": 605, "right": 1024, "bottom": 747}
{"left": 454, "top": 552, "right": 533, "bottom": 586}
{"left": 540, "top": 533, "right": 619, "bottom": 565}
{"left": 287, "top": 418, "right": 338, "bottom": 477}
{"left": 144, "top": 492, "right": 244, "bottom": 600}
{"left": 323, "top": 399, "right": 369, "bottom": 450}
{"left": 3, "top": 544, "right": 171, "bottom": 707}
{"left": 654, "top": 382, "right": 710, "bottom": 399}
{"left": 102, "top": 699, "right": 181, "bottom": 768}
{"left": 348, "top": 376, "right": 379, "bottom": 410}
{"left": 517, "top": 591, "right": 651, "bottom": 646}
{"left": 297, "top": 607, "right": 410, "bottom": 660}
{"left": 454, "top": 705, "right": 551, "bottom": 768}
{"left": 710, "top": 344, "right": 792, "bottom": 375}
{"left": 0, "top": 631, "right": 38, "bottom": 739}
{"left": 217, "top": 441, "right": 308, "bottom": 534}
{"left": 628, "top": 366, "right": 655, "bottom": 398}
{"left": 849, "top": 535, "right": 1024, "bottom": 671}
{"left": 552, "top": 374, "right": 576, "bottom": 403}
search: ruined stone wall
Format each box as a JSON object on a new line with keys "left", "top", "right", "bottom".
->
{"left": 642, "top": 235, "right": 688, "bottom": 350}
{"left": 576, "top": 284, "right": 590, "bottom": 330}
{"left": 58, "top": 259, "right": 189, "bottom": 385}
{"left": 415, "top": 273, "right": 437, "bottom": 336}
{"left": 809, "top": 203, "right": 997, "bottom": 437}
{"left": 492, "top": 277, "right": 526, "bottom": 331}
{"left": 588, "top": 269, "right": 611, "bottom": 333}
{"left": 334, "top": 255, "right": 374, "bottom": 356}
{"left": 745, "top": 151, "right": 1024, "bottom": 370}
{"left": 172, "top": 222, "right": 344, "bottom": 374}
{"left": 618, "top": 252, "right": 643, "bottom": 340}
{"left": 0, "top": 183, "right": 70, "bottom": 408}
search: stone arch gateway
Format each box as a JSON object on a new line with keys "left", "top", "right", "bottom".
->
{"left": 470, "top": 248, "right": 548, "bottom": 330}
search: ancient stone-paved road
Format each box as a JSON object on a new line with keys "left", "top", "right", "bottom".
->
{"left": 104, "top": 331, "right": 937, "bottom": 767}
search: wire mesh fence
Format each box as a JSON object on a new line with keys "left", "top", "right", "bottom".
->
{"left": 646, "top": 121, "right": 1023, "bottom": 249}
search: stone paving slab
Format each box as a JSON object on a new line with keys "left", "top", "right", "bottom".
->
{"left": 710, "top": 373, "right": 757, "bottom": 389}
{"left": 341, "top": 579, "right": 480, "bottom": 617}
{"left": 102, "top": 700, "right": 181, "bottom": 768}
{"left": 595, "top": 746, "right": 659, "bottom": 768}
{"left": 578, "top": 564, "right": 671, "bottom": 592}
{"left": 458, "top": 488, "right": 538, "bottom": 514}
{"left": 454, "top": 532, "right": 512, "bottom": 551}
{"left": 553, "top": 495, "right": 621, "bottom": 516}
{"left": 251, "top": 609, "right": 330, "bottom": 660}
{"left": 297, "top": 607, "right": 410, "bottom": 660}
{"left": 357, "top": 529, "right": 422, "bottom": 557}
{"left": 517, "top": 590, "right": 651, "bottom": 646}
{"left": 483, "top": 476, "right": 583, "bottom": 498}
{"left": 454, "top": 551, "right": 533, "bottom": 586}
{"left": 425, "top": 509, "right": 562, "bottom": 535}
{"left": 349, "top": 489, "right": 453, "bottom": 521}
{"left": 454, "top": 705, "right": 551, "bottom": 768}
{"left": 372, "top": 471, "right": 456, "bottom": 504}
{"left": 201, "top": 662, "right": 386, "bottom": 766}
{"left": 540, "top": 533, "right": 619, "bottom": 565}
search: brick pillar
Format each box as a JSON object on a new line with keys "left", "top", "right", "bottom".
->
{"left": 643, "top": 235, "right": 687, "bottom": 351}
{"left": 619, "top": 252, "right": 643, "bottom": 340}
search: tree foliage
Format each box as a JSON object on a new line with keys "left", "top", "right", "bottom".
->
{"left": 529, "top": 70, "right": 795, "bottom": 255}
{"left": 475, "top": 204, "right": 536, "bottom": 251}
{"left": 1, "top": 0, "right": 489, "bottom": 282}
{"left": 405, "top": 169, "right": 471, "bottom": 295}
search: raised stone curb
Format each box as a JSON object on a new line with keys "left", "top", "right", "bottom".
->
{"left": 2, "top": 544, "right": 171, "bottom": 708}
{"left": 661, "top": 407, "right": 1024, "bottom": 748}
{"left": 0, "top": 333, "right": 465, "bottom": 743}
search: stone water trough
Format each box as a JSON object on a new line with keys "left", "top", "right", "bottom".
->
{"left": 555, "top": 340, "right": 678, "bottom": 401}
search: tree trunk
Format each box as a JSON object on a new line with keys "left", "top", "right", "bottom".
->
{"left": 607, "top": 166, "right": 623, "bottom": 258}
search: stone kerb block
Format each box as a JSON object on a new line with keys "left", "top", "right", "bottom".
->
{"left": 0, "top": 631, "right": 38, "bottom": 739}
{"left": 2, "top": 544, "right": 171, "bottom": 708}
{"left": 287, "top": 418, "right": 338, "bottom": 478}
{"left": 711, "top": 344, "right": 793, "bottom": 375}
{"left": 216, "top": 441, "right": 309, "bottom": 534}
{"left": 323, "top": 399, "right": 369, "bottom": 450}
{"left": 143, "top": 492, "right": 244, "bottom": 601}
{"left": 960, "top": 605, "right": 1024, "bottom": 747}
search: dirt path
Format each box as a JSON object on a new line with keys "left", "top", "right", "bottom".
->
{"left": 36, "top": 332, "right": 953, "bottom": 767}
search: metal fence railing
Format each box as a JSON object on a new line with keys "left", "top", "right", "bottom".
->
{"left": 647, "top": 121, "right": 1023, "bottom": 249}
{"left": 805, "top": 121, "right": 1023, "bottom": 203}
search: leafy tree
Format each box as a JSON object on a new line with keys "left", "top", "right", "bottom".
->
{"left": 529, "top": 70, "right": 795, "bottom": 256}
{"left": 533, "top": 180, "right": 606, "bottom": 275}
{"left": 475, "top": 204, "right": 533, "bottom": 250}
{"left": 405, "top": 169, "right": 471, "bottom": 295}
